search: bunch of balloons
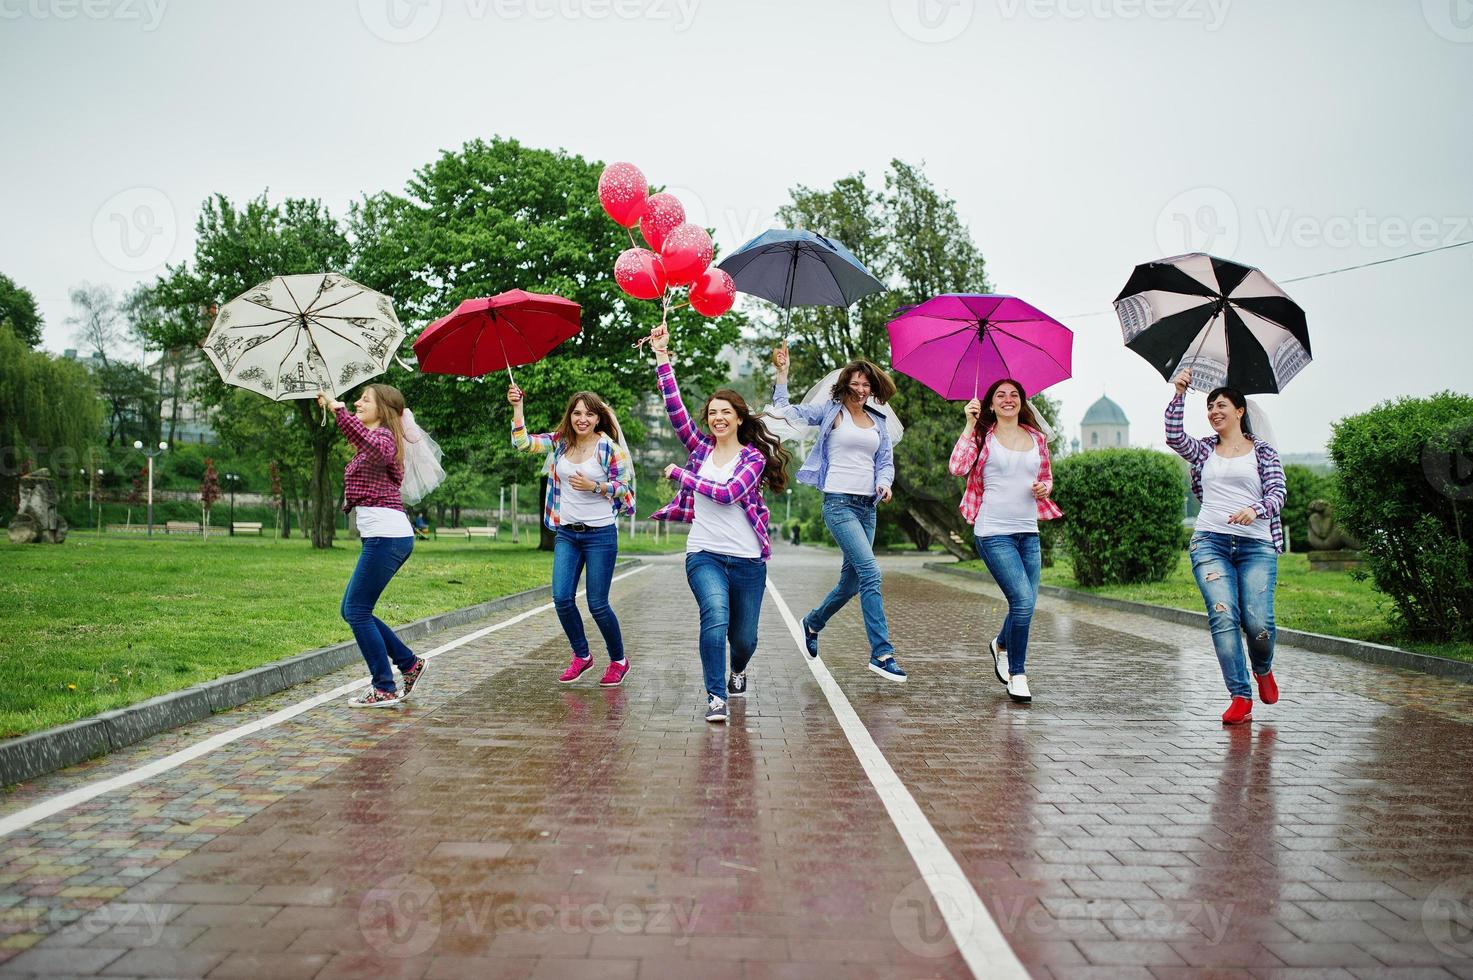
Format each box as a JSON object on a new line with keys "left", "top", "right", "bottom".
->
{"left": 597, "top": 161, "right": 736, "bottom": 318}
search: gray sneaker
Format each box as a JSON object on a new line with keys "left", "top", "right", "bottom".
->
{"left": 705, "top": 695, "right": 728, "bottom": 723}
{"left": 727, "top": 672, "right": 747, "bottom": 697}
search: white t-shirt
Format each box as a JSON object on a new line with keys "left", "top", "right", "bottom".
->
{"left": 975, "top": 435, "right": 1040, "bottom": 537}
{"left": 356, "top": 506, "right": 413, "bottom": 538}
{"left": 822, "top": 408, "right": 881, "bottom": 496}
{"left": 555, "top": 454, "right": 615, "bottom": 527}
{"left": 686, "top": 454, "right": 761, "bottom": 559}
{"left": 1196, "top": 450, "right": 1273, "bottom": 543}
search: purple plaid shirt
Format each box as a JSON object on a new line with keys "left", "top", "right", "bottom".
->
{"left": 650, "top": 361, "right": 773, "bottom": 561}
{"left": 1165, "top": 393, "right": 1286, "bottom": 553}
{"left": 336, "top": 407, "right": 405, "bottom": 513}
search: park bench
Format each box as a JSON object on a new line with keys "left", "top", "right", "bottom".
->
{"left": 106, "top": 523, "right": 148, "bottom": 533}
{"left": 165, "top": 521, "right": 203, "bottom": 535}
{"left": 467, "top": 526, "right": 499, "bottom": 540}
{"left": 436, "top": 527, "right": 470, "bottom": 540}
{"left": 232, "top": 521, "right": 264, "bottom": 535}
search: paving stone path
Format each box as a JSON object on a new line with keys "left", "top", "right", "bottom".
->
{"left": 3, "top": 545, "right": 1473, "bottom": 978}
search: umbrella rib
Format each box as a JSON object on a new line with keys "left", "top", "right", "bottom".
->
{"left": 983, "top": 322, "right": 1071, "bottom": 375}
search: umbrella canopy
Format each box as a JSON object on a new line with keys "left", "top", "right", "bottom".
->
{"left": 886, "top": 294, "right": 1073, "bottom": 400}
{"left": 717, "top": 229, "right": 884, "bottom": 313}
{"left": 1114, "top": 252, "right": 1311, "bottom": 394}
{"left": 413, "top": 289, "right": 581, "bottom": 380}
{"left": 762, "top": 367, "right": 906, "bottom": 446}
{"left": 202, "top": 273, "right": 404, "bottom": 400}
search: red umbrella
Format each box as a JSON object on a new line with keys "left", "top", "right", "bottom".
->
{"left": 413, "top": 289, "right": 581, "bottom": 383}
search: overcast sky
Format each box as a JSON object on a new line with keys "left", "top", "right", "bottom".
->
{"left": 4, "top": 0, "right": 1470, "bottom": 453}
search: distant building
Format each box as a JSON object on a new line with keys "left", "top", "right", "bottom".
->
{"left": 147, "top": 351, "right": 217, "bottom": 445}
{"left": 1081, "top": 394, "right": 1129, "bottom": 450}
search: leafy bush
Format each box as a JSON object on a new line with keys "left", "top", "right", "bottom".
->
{"left": 1052, "top": 449, "right": 1187, "bottom": 586}
{"left": 1329, "top": 392, "right": 1473, "bottom": 642}
{"left": 1282, "top": 464, "right": 1334, "bottom": 553}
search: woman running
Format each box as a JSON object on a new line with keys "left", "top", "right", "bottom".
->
{"left": 648, "top": 325, "right": 791, "bottom": 723}
{"left": 510, "top": 383, "right": 636, "bottom": 687}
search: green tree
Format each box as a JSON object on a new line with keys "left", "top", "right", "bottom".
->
{"left": 350, "top": 136, "right": 741, "bottom": 549}
{"left": 0, "top": 273, "right": 43, "bottom": 348}
{"left": 0, "top": 326, "right": 102, "bottom": 513}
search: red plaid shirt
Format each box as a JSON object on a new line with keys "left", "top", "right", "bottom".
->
{"left": 948, "top": 424, "right": 1062, "bottom": 525}
{"left": 336, "top": 407, "right": 405, "bottom": 513}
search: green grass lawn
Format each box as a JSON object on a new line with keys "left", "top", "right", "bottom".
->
{"left": 952, "top": 553, "right": 1473, "bottom": 663}
{"left": 0, "top": 532, "right": 680, "bottom": 739}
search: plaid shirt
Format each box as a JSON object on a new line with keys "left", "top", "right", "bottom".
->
{"left": 336, "top": 407, "right": 405, "bottom": 513}
{"left": 511, "top": 425, "right": 635, "bottom": 530}
{"left": 1165, "top": 393, "right": 1287, "bottom": 554}
{"left": 948, "top": 424, "right": 1062, "bottom": 525}
{"left": 650, "top": 362, "right": 773, "bottom": 561}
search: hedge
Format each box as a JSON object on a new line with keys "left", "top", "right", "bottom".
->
{"left": 1052, "top": 448, "right": 1187, "bottom": 586}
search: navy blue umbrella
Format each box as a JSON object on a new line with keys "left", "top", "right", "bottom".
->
{"left": 717, "top": 229, "right": 885, "bottom": 331}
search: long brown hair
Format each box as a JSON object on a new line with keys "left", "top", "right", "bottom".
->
{"left": 365, "top": 383, "right": 406, "bottom": 465}
{"left": 702, "top": 389, "right": 791, "bottom": 494}
{"left": 552, "top": 391, "right": 622, "bottom": 447}
{"left": 975, "top": 378, "right": 1041, "bottom": 447}
{"left": 829, "top": 359, "right": 897, "bottom": 405}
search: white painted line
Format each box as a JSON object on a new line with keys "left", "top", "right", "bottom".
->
{"left": 0, "top": 566, "right": 649, "bottom": 839}
{"left": 765, "top": 580, "right": 1026, "bottom": 980}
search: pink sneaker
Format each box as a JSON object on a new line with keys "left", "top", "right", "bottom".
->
{"left": 599, "top": 659, "right": 630, "bottom": 687}
{"left": 558, "top": 655, "right": 594, "bottom": 684}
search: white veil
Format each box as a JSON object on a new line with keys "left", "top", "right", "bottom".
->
{"left": 399, "top": 408, "right": 445, "bottom": 506}
{"left": 1244, "top": 398, "right": 1277, "bottom": 450}
{"left": 1027, "top": 399, "right": 1056, "bottom": 442}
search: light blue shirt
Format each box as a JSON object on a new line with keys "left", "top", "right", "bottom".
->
{"left": 772, "top": 383, "right": 895, "bottom": 495}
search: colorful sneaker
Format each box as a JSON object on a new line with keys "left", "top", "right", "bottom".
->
{"left": 802, "top": 618, "right": 820, "bottom": 659}
{"left": 989, "top": 638, "right": 1010, "bottom": 687}
{"left": 868, "top": 655, "right": 907, "bottom": 683}
{"left": 1006, "top": 673, "right": 1032, "bottom": 703}
{"left": 1255, "top": 671, "right": 1279, "bottom": 705}
{"left": 558, "top": 655, "right": 594, "bottom": 684}
{"left": 727, "top": 672, "right": 747, "bottom": 697}
{"left": 599, "top": 658, "right": 630, "bottom": 687}
{"left": 399, "top": 658, "right": 426, "bottom": 701}
{"left": 348, "top": 688, "right": 401, "bottom": 709}
{"left": 705, "top": 695, "right": 728, "bottom": 723}
{"left": 1222, "top": 696, "right": 1253, "bottom": 725}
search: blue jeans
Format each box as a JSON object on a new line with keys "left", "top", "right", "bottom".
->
{"left": 1189, "top": 531, "right": 1277, "bottom": 699}
{"left": 975, "top": 532, "right": 1041, "bottom": 676}
{"left": 552, "top": 523, "right": 624, "bottom": 661}
{"left": 342, "top": 536, "right": 418, "bottom": 692}
{"left": 685, "top": 551, "right": 766, "bottom": 700}
{"left": 806, "top": 493, "right": 894, "bottom": 659}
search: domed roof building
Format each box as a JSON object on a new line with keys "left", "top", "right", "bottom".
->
{"left": 1081, "top": 394, "right": 1129, "bottom": 450}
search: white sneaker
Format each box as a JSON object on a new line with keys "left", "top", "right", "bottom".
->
{"left": 990, "top": 638, "right": 1010, "bottom": 687}
{"left": 1006, "top": 674, "right": 1032, "bottom": 704}
{"left": 705, "top": 695, "right": 728, "bottom": 723}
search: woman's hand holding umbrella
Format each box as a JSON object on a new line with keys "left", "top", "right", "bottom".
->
{"left": 316, "top": 390, "right": 344, "bottom": 412}
{"left": 1173, "top": 368, "right": 1193, "bottom": 397}
{"left": 771, "top": 343, "right": 789, "bottom": 383}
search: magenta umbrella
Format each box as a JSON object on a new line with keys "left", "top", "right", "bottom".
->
{"left": 886, "top": 294, "right": 1073, "bottom": 400}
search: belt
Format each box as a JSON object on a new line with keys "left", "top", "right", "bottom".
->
{"left": 561, "top": 522, "right": 598, "bottom": 532}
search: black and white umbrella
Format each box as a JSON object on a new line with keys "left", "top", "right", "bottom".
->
{"left": 1113, "top": 252, "right": 1311, "bottom": 394}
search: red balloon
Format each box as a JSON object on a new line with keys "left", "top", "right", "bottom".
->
{"left": 689, "top": 267, "right": 735, "bottom": 318}
{"left": 614, "top": 247, "right": 667, "bottom": 301}
{"left": 660, "top": 223, "right": 713, "bottom": 285}
{"left": 639, "top": 193, "right": 686, "bottom": 252}
{"left": 598, "top": 162, "right": 647, "bottom": 228}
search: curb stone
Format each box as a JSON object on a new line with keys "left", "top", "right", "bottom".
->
{"left": 924, "top": 561, "right": 1473, "bottom": 684}
{"left": 0, "top": 560, "right": 643, "bottom": 787}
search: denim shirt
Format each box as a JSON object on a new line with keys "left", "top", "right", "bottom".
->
{"left": 772, "top": 384, "right": 895, "bottom": 495}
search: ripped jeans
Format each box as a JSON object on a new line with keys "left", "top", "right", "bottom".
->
{"left": 1189, "top": 531, "right": 1278, "bottom": 699}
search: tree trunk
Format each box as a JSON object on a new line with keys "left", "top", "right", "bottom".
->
{"left": 299, "top": 402, "right": 336, "bottom": 549}
{"left": 538, "top": 476, "right": 555, "bottom": 551}
{"left": 167, "top": 354, "right": 183, "bottom": 445}
{"left": 894, "top": 473, "right": 972, "bottom": 561}
{"left": 893, "top": 510, "right": 933, "bottom": 552}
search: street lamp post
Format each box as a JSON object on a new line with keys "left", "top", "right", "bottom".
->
{"left": 225, "top": 473, "right": 240, "bottom": 535}
{"left": 132, "top": 440, "right": 169, "bottom": 538}
{"left": 94, "top": 469, "right": 104, "bottom": 532}
{"left": 785, "top": 488, "right": 793, "bottom": 525}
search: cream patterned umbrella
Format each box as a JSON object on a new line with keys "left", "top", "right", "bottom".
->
{"left": 202, "top": 273, "right": 404, "bottom": 401}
